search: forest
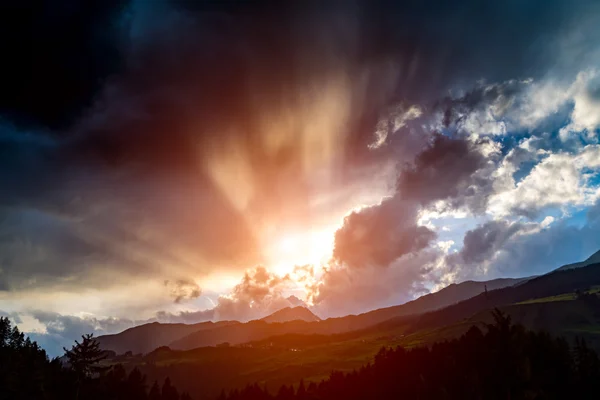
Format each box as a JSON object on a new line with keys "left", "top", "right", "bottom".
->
{"left": 2, "top": 309, "right": 600, "bottom": 400}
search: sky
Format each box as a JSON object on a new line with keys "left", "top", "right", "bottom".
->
{"left": 1, "top": 0, "right": 600, "bottom": 357}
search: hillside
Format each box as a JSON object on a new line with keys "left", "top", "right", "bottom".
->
{"left": 361, "top": 277, "right": 529, "bottom": 321}
{"left": 110, "top": 290, "right": 600, "bottom": 400}
{"left": 260, "top": 306, "right": 321, "bottom": 323}
{"left": 554, "top": 249, "right": 600, "bottom": 272}
{"left": 96, "top": 320, "right": 238, "bottom": 354}
{"left": 101, "top": 262, "right": 600, "bottom": 399}
{"left": 100, "top": 275, "right": 523, "bottom": 353}
{"left": 382, "top": 261, "right": 600, "bottom": 336}
{"left": 169, "top": 277, "right": 524, "bottom": 350}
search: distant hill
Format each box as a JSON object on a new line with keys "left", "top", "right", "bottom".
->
{"left": 554, "top": 249, "right": 600, "bottom": 272}
{"left": 96, "top": 320, "right": 238, "bottom": 354}
{"left": 225, "top": 262, "right": 600, "bottom": 361}
{"left": 393, "top": 261, "right": 600, "bottom": 335}
{"left": 169, "top": 276, "right": 524, "bottom": 350}
{"left": 100, "top": 260, "right": 600, "bottom": 399}
{"left": 364, "top": 277, "right": 529, "bottom": 320}
{"left": 261, "top": 306, "right": 320, "bottom": 323}
{"left": 97, "top": 275, "right": 527, "bottom": 354}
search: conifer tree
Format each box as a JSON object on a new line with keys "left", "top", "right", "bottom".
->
{"left": 63, "top": 333, "right": 107, "bottom": 379}
{"left": 162, "top": 376, "right": 180, "bottom": 400}
{"left": 149, "top": 380, "right": 162, "bottom": 400}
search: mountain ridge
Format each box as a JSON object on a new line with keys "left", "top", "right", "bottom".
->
{"left": 96, "top": 266, "right": 562, "bottom": 353}
{"left": 96, "top": 320, "right": 239, "bottom": 354}
{"left": 554, "top": 249, "right": 600, "bottom": 272}
{"left": 167, "top": 276, "right": 525, "bottom": 350}
{"left": 260, "top": 306, "right": 321, "bottom": 323}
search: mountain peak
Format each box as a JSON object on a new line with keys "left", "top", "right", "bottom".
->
{"left": 261, "top": 306, "right": 321, "bottom": 323}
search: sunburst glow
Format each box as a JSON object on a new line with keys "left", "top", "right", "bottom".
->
{"left": 266, "top": 228, "right": 335, "bottom": 276}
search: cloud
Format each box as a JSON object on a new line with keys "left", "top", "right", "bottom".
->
{"left": 437, "top": 79, "right": 530, "bottom": 134}
{"left": 398, "top": 134, "right": 500, "bottom": 213}
{"left": 28, "top": 311, "right": 137, "bottom": 357}
{"left": 1, "top": 0, "right": 600, "bottom": 328}
{"left": 441, "top": 220, "right": 537, "bottom": 280}
{"left": 210, "top": 267, "right": 297, "bottom": 321}
{"left": 439, "top": 207, "right": 600, "bottom": 284}
{"left": 333, "top": 197, "right": 435, "bottom": 269}
{"left": 0, "top": 1, "right": 124, "bottom": 129}
{"left": 314, "top": 133, "right": 502, "bottom": 313}
{"left": 155, "top": 266, "right": 310, "bottom": 323}
{"left": 0, "top": 0, "right": 413, "bottom": 292}
{"left": 488, "top": 144, "right": 600, "bottom": 218}
{"left": 310, "top": 249, "right": 441, "bottom": 317}
{"left": 164, "top": 279, "right": 201, "bottom": 304}
{"left": 154, "top": 309, "right": 214, "bottom": 324}
{"left": 560, "top": 70, "right": 600, "bottom": 139}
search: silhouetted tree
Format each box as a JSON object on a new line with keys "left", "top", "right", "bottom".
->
{"left": 149, "top": 380, "right": 162, "bottom": 400}
{"left": 63, "top": 333, "right": 107, "bottom": 378}
{"left": 162, "top": 376, "right": 180, "bottom": 400}
{"left": 296, "top": 379, "right": 306, "bottom": 400}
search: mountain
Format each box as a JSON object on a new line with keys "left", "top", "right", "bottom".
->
{"left": 100, "top": 276, "right": 525, "bottom": 353}
{"left": 100, "top": 260, "right": 600, "bottom": 399}
{"left": 169, "top": 276, "right": 525, "bottom": 350}
{"left": 365, "top": 277, "right": 529, "bottom": 320}
{"left": 554, "top": 249, "right": 600, "bottom": 272}
{"left": 96, "top": 320, "right": 238, "bottom": 354}
{"left": 393, "top": 260, "right": 600, "bottom": 335}
{"left": 261, "top": 306, "right": 320, "bottom": 323}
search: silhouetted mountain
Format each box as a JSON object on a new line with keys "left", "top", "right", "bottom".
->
{"left": 554, "top": 249, "right": 600, "bottom": 272}
{"left": 99, "top": 275, "right": 525, "bottom": 353}
{"left": 355, "top": 277, "right": 529, "bottom": 323}
{"left": 96, "top": 258, "right": 600, "bottom": 399}
{"left": 387, "top": 261, "right": 600, "bottom": 336}
{"left": 169, "top": 277, "right": 525, "bottom": 350}
{"left": 96, "top": 320, "right": 238, "bottom": 354}
{"left": 261, "top": 306, "right": 321, "bottom": 323}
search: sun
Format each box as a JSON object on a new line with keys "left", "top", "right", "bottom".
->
{"left": 277, "top": 235, "right": 298, "bottom": 255}
{"left": 266, "top": 228, "right": 335, "bottom": 276}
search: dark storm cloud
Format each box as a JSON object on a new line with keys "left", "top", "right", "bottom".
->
{"left": 1, "top": 0, "right": 599, "bottom": 293}
{"left": 329, "top": 133, "right": 494, "bottom": 271}
{"left": 397, "top": 134, "right": 490, "bottom": 209}
{"left": 447, "top": 213, "right": 600, "bottom": 280}
{"left": 0, "top": 1, "right": 126, "bottom": 129}
{"left": 437, "top": 80, "right": 529, "bottom": 129}
{"left": 449, "top": 220, "right": 526, "bottom": 267}
{"left": 333, "top": 197, "right": 435, "bottom": 268}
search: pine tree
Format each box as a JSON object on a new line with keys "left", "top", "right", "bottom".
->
{"left": 127, "top": 367, "right": 148, "bottom": 399}
{"left": 181, "top": 392, "right": 194, "bottom": 400}
{"left": 296, "top": 379, "right": 307, "bottom": 399}
{"left": 63, "top": 333, "right": 107, "bottom": 379}
{"left": 162, "top": 377, "right": 180, "bottom": 400}
{"left": 149, "top": 380, "right": 162, "bottom": 400}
